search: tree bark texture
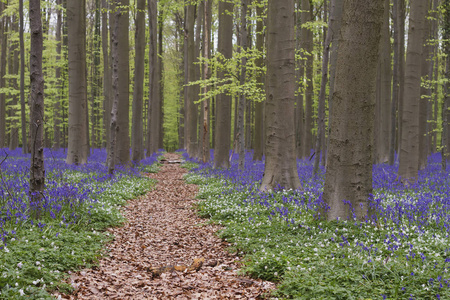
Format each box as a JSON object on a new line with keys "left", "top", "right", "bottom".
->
{"left": 202, "top": 0, "right": 212, "bottom": 163}
{"left": 115, "top": 0, "right": 130, "bottom": 165}
{"left": 374, "top": 0, "right": 391, "bottom": 164}
{"left": 102, "top": 0, "right": 111, "bottom": 151}
{"left": 323, "top": 0, "right": 384, "bottom": 221}
{"left": 29, "top": 0, "right": 45, "bottom": 219}
{"left": 185, "top": 3, "right": 197, "bottom": 157}
{"left": 66, "top": 0, "right": 88, "bottom": 165}
{"left": 398, "top": 0, "right": 427, "bottom": 184}
{"left": 132, "top": 0, "right": 146, "bottom": 162}
{"left": 260, "top": 0, "right": 301, "bottom": 192}
{"left": 0, "top": 4, "right": 5, "bottom": 148}
{"left": 238, "top": 0, "right": 248, "bottom": 170}
{"left": 214, "top": 0, "right": 234, "bottom": 169}
{"left": 19, "top": 0, "right": 27, "bottom": 152}
{"left": 252, "top": 0, "right": 264, "bottom": 161}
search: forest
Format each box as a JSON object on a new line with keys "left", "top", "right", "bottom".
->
{"left": 1, "top": 0, "right": 450, "bottom": 298}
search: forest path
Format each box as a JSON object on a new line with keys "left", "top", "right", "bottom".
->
{"left": 59, "top": 152, "right": 274, "bottom": 299}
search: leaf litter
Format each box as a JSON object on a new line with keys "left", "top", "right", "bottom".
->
{"left": 56, "top": 153, "right": 275, "bottom": 299}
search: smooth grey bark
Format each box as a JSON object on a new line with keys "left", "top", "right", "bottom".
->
{"left": 323, "top": 0, "right": 384, "bottom": 221}
{"left": 252, "top": 0, "right": 264, "bottom": 161}
{"left": 0, "top": 4, "right": 5, "bottom": 148}
{"left": 196, "top": 2, "right": 203, "bottom": 159}
{"left": 19, "top": 0, "right": 26, "bottom": 153}
{"left": 442, "top": 0, "right": 450, "bottom": 169}
{"left": 325, "top": 0, "right": 343, "bottom": 165}
{"left": 102, "top": 0, "right": 111, "bottom": 150}
{"left": 214, "top": 0, "right": 234, "bottom": 169}
{"left": 185, "top": 3, "right": 197, "bottom": 157}
{"left": 66, "top": 0, "right": 88, "bottom": 165}
{"left": 398, "top": 0, "right": 427, "bottom": 184}
{"left": 115, "top": 0, "right": 130, "bottom": 165}
{"left": 107, "top": 8, "right": 120, "bottom": 175}
{"left": 374, "top": 0, "right": 391, "bottom": 164}
{"left": 238, "top": 0, "right": 248, "bottom": 170}
{"left": 132, "top": 0, "right": 146, "bottom": 162}
{"left": 396, "top": 0, "right": 406, "bottom": 155}
{"left": 29, "top": 0, "right": 45, "bottom": 219}
{"left": 260, "top": 0, "right": 301, "bottom": 191}
{"left": 202, "top": 0, "right": 212, "bottom": 163}
{"left": 148, "top": 0, "right": 160, "bottom": 156}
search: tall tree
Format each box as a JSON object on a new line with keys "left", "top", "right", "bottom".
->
{"left": 300, "top": 0, "right": 314, "bottom": 159}
{"left": 107, "top": 5, "right": 120, "bottom": 175}
{"left": 214, "top": 0, "right": 234, "bottom": 169}
{"left": 29, "top": 0, "right": 45, "bottom": 219}
{"left": 66, "top": 0, "right": 89, "bottom": 165}
{"left": 52, "top": 0, "right": 63, "bottom": 150}
{"left": 9, "top": 15, "right": 19, "bottom": 150}
{"left": 0, "top": 3, "right": 5, "bottom": 148}
{"left": 260, "top": 0, "right": 301, "bottom": 191}
{"left": 323, "top": 0, "right": 384, "bottom": 220}
{"left": 102, "top": 0, "right": 111, "bottom": 150}
{"left": 202, "top": 0, "right": 212, "bottom": 163}
{"left": 115, "top": 0, "right": 130, "bottom": 165}
{"left": 443, "top": 0, "right": 450, "bottom": 169}
{"left": 147, "top": 0, "right": 160, "bottom": 156}
{"left": 19, "top": 0, "right": 26, "bottom": 153}
{"left": 252, "top": 0, "right": 264, "bottom": 161}
{"left": 398, "top": 0, "right": 428, "bottom": 184}
{"left": 238, "top": 0, "right": 248, "bottom": 170}
{"left": 132, "top": 0, "right": 146, "bottom": 162}
{"left": 185, "top": 2, "right": 197, "bottom": 157}
{"left": 374, "top": 0, "right": 391, "bottom": 164}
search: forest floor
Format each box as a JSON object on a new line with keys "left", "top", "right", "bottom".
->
{"left": 56, "top": 153, "right": 275, "bottom": 299}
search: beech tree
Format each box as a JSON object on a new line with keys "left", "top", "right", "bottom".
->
{"left": 115, "top": 0, "right": 130, "bottom": 165}
{"left": 323, "top": 0, "right": 384, "bottom": 221}
{"left": 132, "top": 0, "right": 146, "bottom": 162}
{"left": 0, "top": 3, "right": 5, "bottom": 148}
{"left": 398, "top": 0, "right": 428, "bottom": 184}
{"left": 66, "top": 0, "right": 88, "bottom": 165}
{"left": 29, "top": 0, "right": 45, "bottom": 219}
{"left": 214, "top": 0, "right": 234, "bottom": 169}
{"left": 260, "top": 0, "right": 301, "bottom": 191}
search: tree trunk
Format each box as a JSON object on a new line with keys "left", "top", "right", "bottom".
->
{"left": 325, "top": 0, "right": 344, "bottom": 165}
{"left": 107, "top": 8, "right": 120, "bottom": 175}
{"left": 132, "top": 0, "right": 146, "bottom": 162}
{"left": 102, "top": 0, "right": 111, "bottom": 151}
{"left": 195, "top": 2, "right": 203, "bottom": 159}
{"left": 260, "top": 0, "right": 301, "bottom": 191}
{"left": 158, "top": 9, "right": 164, "bottom": 150}
{"left": 253, "top": 0, "right": 264, "bottom": 161}
{"left": 185, "top": 3, "right": 197, "bottom": 157}
{"left": 442, "top": 0, "right": 450, "bottom": 169}
{"left": 202, "top": 0, "right": 212, "bottom": 163}
{"left": 19, "top": 0, "right": 27, "bottom": 153}
{"left": 0, "top": 4, "right": 5, "bottom": 148}
{"left": 374, "top": 0, "right": 391, "bottom": 164}
{"left": 214, "top": 0, "right": 234, "bottom": 169}
{"left": 398, "top": 0, "right": 427, "bottom": 184}
{"left": 389, "top": 0, "right": 400, "bottom": 165}
{"left": 238, "top": 0, "right": 248, "bottom": 170}
{"left": 323, "top": 0, "right": 384, "bottom": 221}
{"left": 300, "top": 0, "right": 313, "bottom": 159}
{"left": 396, "top": 0, "right": 406, "bottom": 155}
{"left": 148, "top": 0, "right": 160, "bottom": 156}
{"left": 67, "top": 0, "right": 88, "bottom": 165}
{"left": 29, "top": 0, "right": 45, "bottom": 219}
{"left": 115, "top": 0, "right": 130, "bottom": 165}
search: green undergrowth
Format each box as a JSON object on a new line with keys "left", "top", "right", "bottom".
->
{"left": 0, "top": 175, "right": 156, "bottom": 299}
{"left": 186, "top": 173, "right": 450, "bottom": 300}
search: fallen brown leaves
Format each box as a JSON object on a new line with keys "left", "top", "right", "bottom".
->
{"left": 56, "top": 153, "right": 275, "bottom": 299}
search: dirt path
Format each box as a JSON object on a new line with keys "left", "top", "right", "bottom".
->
{"left": 59, "top": 153, "right": 274, "bottom": 299}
